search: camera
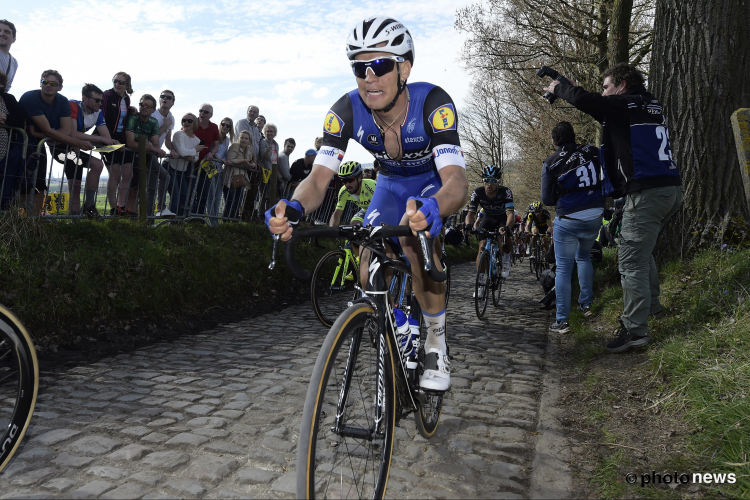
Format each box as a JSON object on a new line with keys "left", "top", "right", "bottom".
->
{"left": 536, "top": 66, "right": 572, "bottom": 104}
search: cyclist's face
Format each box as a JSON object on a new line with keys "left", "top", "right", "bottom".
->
{"left": 344, "top": 175, "right": 361, "bottom": 194}
{"left": 355, "top": 50, "right": 411, "bottom": 111}
{"left": 484, "top": 181, "right": 498, "bottom": 196}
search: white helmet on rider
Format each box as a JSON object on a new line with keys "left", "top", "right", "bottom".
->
{"left": 346, "top": 17, "right": 415, "bottom": 64}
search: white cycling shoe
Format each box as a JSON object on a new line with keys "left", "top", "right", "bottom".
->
{"left": 419, "top": 348, "right": 451, "bottom": 392}
{"left": 501, "top": 261, "right": 511, "bottom": 278}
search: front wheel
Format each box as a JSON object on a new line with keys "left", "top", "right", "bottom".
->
{"left": 311, "top": 250, "right": 359, "bottom": 328}
{"left": 0, "top": 305, "right": 39, "bottom": 474}
{"left": 475, "top": 251, "right": 490, "bottom": 319}
{"left": 297, "top": 303, "right": 396, "bottom": 500}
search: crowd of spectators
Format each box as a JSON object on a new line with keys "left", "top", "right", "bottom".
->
{"left": 0, "top": 18, "right": 359, "bottom": 222}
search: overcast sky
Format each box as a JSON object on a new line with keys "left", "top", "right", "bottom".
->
{"left": 7, "top": 0, "right": 475, "bottom": 170}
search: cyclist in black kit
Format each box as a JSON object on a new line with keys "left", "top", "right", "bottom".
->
{"left": 464, "top": 165, "right": 515, "bottom": 278}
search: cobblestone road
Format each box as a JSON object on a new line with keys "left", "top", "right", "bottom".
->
{"left": 1, "top": 260, "right": 554, "bottom": 499}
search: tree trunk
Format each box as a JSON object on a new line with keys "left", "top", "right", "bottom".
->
{"left": 608, "top": 0, "right": 634, "bottom": 65}
{"left": 650, "top": 0, "right": 750, "bottom": 255}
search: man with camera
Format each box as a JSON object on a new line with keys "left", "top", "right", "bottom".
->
{"left": 542, "top": 63, "right": 683, "bottom": 353}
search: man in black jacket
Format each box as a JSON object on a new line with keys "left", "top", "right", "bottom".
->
{"left": 545, "top": 63, "right": 683, "bottom": 353}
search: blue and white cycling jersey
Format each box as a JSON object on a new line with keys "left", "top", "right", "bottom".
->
{"left": 316, "top": 82, "right": 465, "bottom": 178}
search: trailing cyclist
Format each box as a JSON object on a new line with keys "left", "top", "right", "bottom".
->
{"left": 465, "top": 165, "right": 514, "bottom": 280}
{"left": 329, "top": 161, "right": 376, "bottom": 264}
{"left": 524, "top": 201, "right": 552, "bottom": 256}
{"left": 266, "top": 16, "right": 469, "bottom": 393}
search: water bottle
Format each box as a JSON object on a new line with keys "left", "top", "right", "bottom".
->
{"left": 393, "top": 309, "right": 415, "bottom": 364}
{"left": 406, "top": 314, "right": 420, "bottom": 370}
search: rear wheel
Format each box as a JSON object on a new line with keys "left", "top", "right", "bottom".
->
{"left": 475, "top": 251, "right": 490, "bottom": 319}
{"left": 492, "top": 272, "right": 503, "bottom": 307}
{"left": 297, "top": 303, "right": 396, "bottom": 499}
{"left": 0, "top": 305, "right": 39, "bottom": 474}
{"left": 311, "top": 250, "right": 360, "bottom": 328}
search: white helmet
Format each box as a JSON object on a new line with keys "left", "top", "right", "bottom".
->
{"left": 346, "top": 17, "right": 414, "bottom": 65}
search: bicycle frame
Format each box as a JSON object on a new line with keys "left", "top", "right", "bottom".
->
{"left": 329, "top": 246, "right": 358, "bottom": 290}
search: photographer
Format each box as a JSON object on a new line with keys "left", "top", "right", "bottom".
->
{"left": 542, "top": 122, "right": 604, "bottom": 334}
{"left": 544, "top": 63, "right": 683, "bottom": 353}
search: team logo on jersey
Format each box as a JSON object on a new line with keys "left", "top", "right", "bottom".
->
{"left": 429, "top": 104, "right": 457, "bottom": 132}
{"left": 324, "top": 110, "right": 344, "bottom": 137}
{"left": 406, "top": 118, "right": 417, "bottom": 134}
{"left": 367, "top": 134, "right": 380, "bottom": 146}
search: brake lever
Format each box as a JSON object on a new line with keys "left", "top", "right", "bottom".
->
{"left": 269, "top": 234, "right": 280, "bottom": 270}
{"left": 417, "top": 231, "right": 432, "bottom": 272}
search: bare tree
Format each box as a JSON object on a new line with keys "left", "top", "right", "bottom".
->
{"left": 650, "top": 0, "right": 750, "bottom": 253}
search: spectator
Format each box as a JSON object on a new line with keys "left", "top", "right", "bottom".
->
{"left": 123, "top": 94, "right": 166, "bottom": 216}
{"left": 168, "top": 113, "right": 204, "bottom": 216}
{"left": 314, "top": 136, "right": 323, "bottom": 151}
{"left": 20, "top": 69, "right": 93, "bottom": 215}
{"left": 66, "top": 83, "right": 119, "bottom": 217}
{"left": 547, "top": 62, "right": 683, "bottom": 353}
{"left": 289, "top": 148, "right": 317, "bottom": 188}
{"left": 0, "top": 20, "right": 17, "bottom": 92}
{"left": 541, "top": 121, "right": 604, "bottom": 334}
{"left": 206, "top": 116, "right": 234, "bottom": 225}
{"left": 256, "top": 115, "right": 266, "bottom": 140}
{"left": 234, "top": 105, "right": 260, "bottom": 164}
{"left": 101, "top": 72, "right": 134, "bottom": 216}
{"left": 151, "top": 89, "right": 176, "bottom": 216}
{"left": 258, "top": 123, "right": 279, "bottom": 213}
{"left": 363, "top": 165, "right": 375, "bottom": 180}
{"left": 0, "top": 69, "right": 26, "bottom": 208}
{"left": 223, "top": 129, "right": 253, "bottom": 219}
{"left": 277, "top": 138, "right": 295, "bottom": 195}
{"left": 192, "top": 103, "right": 220, "bottom": 217}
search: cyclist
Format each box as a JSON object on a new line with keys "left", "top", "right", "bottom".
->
{"left": 524, "top": 201, "right": 552, "bottom": 256}
{"left": 465, "top": 165, "right": 514, "bottom": 278}
{"left": 329, "top": 161, "right": 376, "bottom": 228}
{"left": 266, "top": 16, "right": 468, "bottom": 393}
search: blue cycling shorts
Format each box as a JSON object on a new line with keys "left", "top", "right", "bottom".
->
{"left": 363, "top": 170, "right": 442, "bottom": 228}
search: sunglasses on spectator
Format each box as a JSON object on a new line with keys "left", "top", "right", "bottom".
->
{"left": 199, "top": 109, "right": 210, "bottom": 114}
{"left": 40, "top": 79, "right": 61, "bottom": 88}
{"left": 221, "top": 123, "right": 231, "bottom": 128}
{"left": 160, "top": 94, "right": 173, "bottom": 100}
{"left": 139, "top": 102, "right": 155, "bottom": 109}
{"left": 113, "top": 79, "right": 127, "bottom": 86}
{"left": 350, "top": 56, "right": 405, "bottom": 79}
{"left": 483, "top": 178, "right": 498, "bottom": 184}
{"left": 182, "top": 119, "right": 194, "bottom": 124}
{"left": 85, "top": 95, "right": 103, "bottom": 104}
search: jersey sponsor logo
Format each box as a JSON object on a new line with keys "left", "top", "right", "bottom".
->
{"left": 366, "top": 209, "right": 380, "bottom": 224}
{"left": 357, "top": 125, "right": 364, "bottom": 143}
{"left": 367, "top": 134, "right": 380, "bottom": 146}
{"left": 433, "top": 145, "right": 464, "bottom": 158}
{"left": 324, "top": 110, "right": 344, "bottom": 137}
{"left": 429, "top": 104, "right": 457, "bottom": 132}
{"left": 406, "top": 117, "right": 417, "bottom": 134}
{"left": 404, "top": 136, "right": 424, "bottom": 143}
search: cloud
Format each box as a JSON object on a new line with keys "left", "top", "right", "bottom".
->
{"left": 273, "top": 80, "right": 315, "bottom": 97}
{"left": 312, "top": 87, "right": 329, "bottom": 99}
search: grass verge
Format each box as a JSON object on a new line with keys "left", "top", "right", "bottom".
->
{"left": 564, "top": 246, "right": 750, "bottom": 499}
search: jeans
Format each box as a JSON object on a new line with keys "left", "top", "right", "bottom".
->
{"left": 553, "top": 215, "right": 602, "bottom": 322}
{"left": 168, "top": 166, "right": 191, "bottom": 216}
{"left": 192, "top": 170, "right": 210, "bottom": 215}
{"left": 619, "top": 185, "right": 684, "bottom": 335}
{"left": 223, "top": 185, "right": 245, "bottom": 220}
{"left": 144, "top": 157, "right": 170, "bottom": 215}
{"left": 206, "top": 166, "right": 224, "bottom": 226}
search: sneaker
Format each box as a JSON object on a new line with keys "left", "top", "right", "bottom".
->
{"left": 549, "top": 321, "right": 570, "bottom": 334}
{"left": 526, "top": 248, "right": 531, "bottom": 256}
{"left": 606, "top": 321, "right": 651, "bottom": 353}
{"left": 420, "top": 348, "right": 450, "bottom": 392}
{"left": 156, "top": 207, "right": 176, "bottom": 217}
{"left": 82, "top": 205, "right": 100, "bottom": 220}
{"left": 650, "top": 307, "right": 666, "bottom": 319}
{"left": 501, "top": 261, "right": 511, "bottom": 278}
{"left": 111, "top": 206, "right": 127, "bottom": 217}
{"left": 578, "top": 304, "right": 593, "bottom": 317}
{"left": 124, "top": 209, "right": 139, "bottom": 218}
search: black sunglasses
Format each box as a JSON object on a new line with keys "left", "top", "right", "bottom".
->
{"left": 350, "top": 56, "right": 404, "bottom": 79}
{"left": 221, "top": 123, "right": 231, "bottom": 128}
{"left": 85, "top": 95, "right": 103, "bottom": 104}
{"left": 182, "top": 118, "right": 194, "bottom": 124}
{"left": 160, "top": 94, "right": 173, "bottom": 100}
{"left": 40, "top": 79, "right": 61, "bottom": 88}
{"left": 113, "top": 79, "right": 127, "bottom": 86}
{"left": 483, "top": 178, "right": 498, "bottom": 184}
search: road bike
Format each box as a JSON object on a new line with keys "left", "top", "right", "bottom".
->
{"left": 531, "top": 234, "right": 550, "bottom": 280}
{"left": 0, "top": 304, "right": 39, "bottom": 474}
{"left": 472, "top": 228, "right": 505, "bottom": 319}
{"left": 311, "top": 241, "right": 361, "bottom": 328}
{"left": 271, "top": 224, "right": 448, "bottom": 499}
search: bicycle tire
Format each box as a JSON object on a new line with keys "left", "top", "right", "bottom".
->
{"left": 311, "top": 250, "right": 360, "bottom": 328}
{"left": 0, "top": 305, "right": 39, "bottom": 474}
{"left": 534, "top": 242, "right": 542, "bottom": 281}
{"left": 475, "top": 251, "right": 490, "bottom": 319}
{"left": 443, "top": 257, "right": 451, "bottom": 310}
{"left": 297, "top": 303, "right": 396, "bottom": 500}
{"left": 492, "top": 273, "right": 503, "bottom": 307}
